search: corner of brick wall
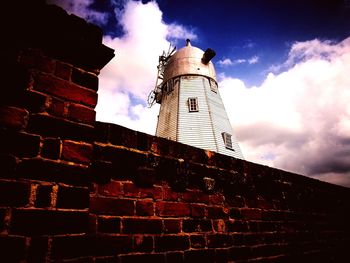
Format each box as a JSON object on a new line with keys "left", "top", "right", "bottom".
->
{"left": 1, "top": 1, "right": 350, "bottom": 263}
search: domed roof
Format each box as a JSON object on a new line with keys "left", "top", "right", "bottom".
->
{"left": 163, "top": 41, "right": 217, "bottom": 82}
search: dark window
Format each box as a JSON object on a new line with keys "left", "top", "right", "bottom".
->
{"left": 188, "top": 97, "right": 199, "bottom": 112}
{"left": 222, "top": 132, "right": 234, "bottom": 150}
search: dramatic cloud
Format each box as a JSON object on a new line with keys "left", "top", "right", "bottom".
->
{"left": 220, "top": 37, "right": 350, "bottom": 187}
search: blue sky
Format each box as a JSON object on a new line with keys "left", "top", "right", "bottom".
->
{"left": 50, "top": 0, "right": 350, "bottom": 187}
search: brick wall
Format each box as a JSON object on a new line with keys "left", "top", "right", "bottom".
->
{"left": 1, "top": 1, "right": 349, "bottom": 262}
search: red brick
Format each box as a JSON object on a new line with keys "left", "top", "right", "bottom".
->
{"left": 133, "top": 235, "right": 153, "bottom": 252}
{"left": 226, "top": 220, "right": 249, "bottom": 232}
{"left": 20, "top": 49, "right": 55, "bottom": 73}
{"left": 213, "top": 219, "right": 226, "bottom": 232}
{"left": 183, "top": 219, "right": 213, "bottom": 233}
{"left": 155, "top": 235, "right": 190, "bottom": 252}
{"left": 0, "top": 180, "right": 31, "bottom": 207}
{"left": 62, "top": 140, "right": 93, "bottom": 164}
{"left": 28, "top": 113, "right": 95, "bottom": 141}
{"left": 123, "top": 182, "right": 141, "bottom": 197}
{"left": 57, "top": 185, "right": 89, "bottom": 209}
{"left": 55, "top": 61, "right": 72, "bottom": 80}
{"left": 0, "top": 236, "right": 26, "bottom": 262}
{"left": 0, "top": 105, "right": 28, "bottom": 130}
{"left": 184, "top": 249, "right": 215, "bottom": 263}
{"left": 35, "top": 185, "right": 52, "bottom": 208}
{"left": 34, "top": 73, "right": 97, "bottom": 107}
{"left": 27, "top": 236, "right": 49, "bottom": 262}
{"left": 0, "top": 130, "right": 40, "bottom": 157}
{"left": 51, "top": 235, "right": 91, "bottom": 259}
{"left": 122, "top": 218, "right": 162, "bottom": 234}
{"left": 190, "top": 234, "right": 206, "bottom": 248}
{"left": 207, "top": 234, "right": 233, "bottom": 248}
{"left": 41, "top": 138, "right": 61, "bottom": 159}
{"left": 90, "top": 196, "right": 134, "bottom": 216}
{"left": 94, "top": 235, "right": 133, "bottom": 256}
{"left": 163, "top": 186, "right": 182, "bottom": 201}
{"left": 207, "top": 206, "right": 229, "bottom": 219}
{"left": 72, "top": 68, "right": 98, "bottom": 91}
{"left": 11, "top": 209, "right": 88, "bottom": 235}
{"left": 68, "top": 103, "right": 96, "bottom": 125}
{"left": 240, "top": 208, "right": 262, "bottom": 220}
{"left": 209, "top": 193, "right": 224, "bottom": 205}
{"left": 163, "top": 219, "right": 181, "bottom": 233}
{"left": 120, "top": 253, "right": 165, "bottom": 263}
{"left": 191, "top": 204, "right": 206, "bottom": 218}
{"left": 0, "top": 208, "right": 7, "bottom": 231}
{"left": 156, "top": 201, "right": 191, "bottom": 217}
{"left": 136, "top": 200, "right": 154, "bottom": 216}
{"left": 182, "top": 189, "right": 209, "bottom": 203}
{"left": 47, "top": 96, "right": 66, "bottom": 117}
{"left": 98, "top": 181, "right": 122, "bottom": 197}
{"left": 98, "top": 216, "right": 120, "bottom": 233}
{"left": 166, "top": 252, "right": 184, "bottom": 263}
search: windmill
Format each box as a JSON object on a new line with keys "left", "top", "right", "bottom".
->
{"left": 147, "top": 43, "right": 176, "bottom": 107}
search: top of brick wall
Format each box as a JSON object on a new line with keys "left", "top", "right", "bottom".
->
{"left": 1, "top": 0, "right": 114, "bottom": 72}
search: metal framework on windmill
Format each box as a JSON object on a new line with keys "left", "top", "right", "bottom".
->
{"left": 147, "top": 44, "right": 176, "bottom": 107}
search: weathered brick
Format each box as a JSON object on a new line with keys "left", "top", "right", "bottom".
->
{"left": 183, "top": 219, "right": 212, "bottom": 233}
{"left": 72, "top": 68, "right": 98, "bottom": 91}
{"left": 11, "top": 209, "right": 88, "bottom": 235}
{"left": 51, "top": 235, "right": 91, "bottom": 259}
{"left": 226, "top": 220, "right": 249, "bottom": 232}
{"left": 0, "top": 105, "right": 28, "bottom": 130}
{"left": 0, "top": 208, "right": 7, "bottom": 231}
{"left": 21, "top": 90, "right": 48, "bottom": 113}
{"left": 136, "top": 200, "right": 154, "bottom": 216}
{"left": 182, "top": 189, "right": 209, "bottom": 203}
{"left": 120, "top": 253, "right": 165, "bottom": 263}
{"left": 47, "top": 96, "right": 66, "bottom": 117}
{"left": 0, "top": 180, "right": 31, "bottom": 207}
{"left": 229, "top": 246, "right": 251, "bottom": 261}
{"left": 163, "top": 186, "right": 182, "bottom": 201}
{"left": 213, "top": 219, "right": 226, "bottom": 232}
{"left": 68, "top": 103, "right": 96, "bottom": 125}
{"left": 122, "top": 218, "right": 162, "bottom": 234}
{"left": 35, "top": 185, "right": 52, "bottom": 208}
{"left": 28, "top": 113, "right": 94, "bottom": 141}
{"left": 109, "top": 124, "right": 138, "bottom": 148}
{"left": 155, "top": 235, "right": 190, "bottom": 252}
{"left": 98, "top": 216, "right": 121, "bottom": 233}
{"left": 27, "top": 237, "right": 49, "bottom": 262}
{"left": 207, "top": 234, "right": 233, "bottom": 248}
{"left": 156, "top": 201, "right": 191, "bottom": 217}
{"left": 166, "top": 252, "right": 184, "bottom": 263}
{"left": 209, "top": 193, "right": 224, "bottom": 205}
{"left": 0, "top": 130, "right": 40, "bottom": 157}
{"left": 41, "top": 137, "right": 61, "bottom": 159}
{"left": 133, "top": 235, "right": 153, "bottom": 252}
{"left": 17, "top": 158, "right": 89, "bottom": 186}
{"left": 62, "top": 140, "right": 93, "bottom": 164}
{"left": 90, "top": 196, "right": 134, "bottom": 216}
{"left": 94, "top": 235, "right": 132, "bottom": 256}
{"left": 20, "top": 49, "right": 55, "bottom": 73}
{"left": 55, "top": 61, "right": 72, "bottom": 80}
{"left": 0, "top": 236, "right": 26, "bottom": 262}
{"left": 98, "top": 181, "right": 122, "bottom": 197}
{"left": 163, "top": 219, "right": 181, "bottom": 233}
{"left": 0, "top": 153, "right": 18, "bottom": 178}
{"left": 184, "top": 249, "right": 215, "bottom": 263}
{"left": 191, "top": 204, "right": 206, "bottom": 218}
{"left": 207, "top": 206, "right": 229, "bottom": 219}
{"left": 190, "top": 234, "right": 206, "bottom": 248}
{"left": 34, "top": 73, "right": 97, "bottom": 107}
{"left": 57, "top": 185, "right": 89, "bottom": 209}
{"left": 241, "top": 208, "right": 262, "bottom": 220}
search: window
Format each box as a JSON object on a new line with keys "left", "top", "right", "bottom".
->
{"left": 210, "top": 79, "right": 218, "bottom": 93}
{"left": 188, "top": 97, "right": 199, "bottom": 112}
{"left": 222, "top": 132, "right": 234, "bottom": 150}
{"left": 164, "top": 79, "right": 174, "bottom": 94}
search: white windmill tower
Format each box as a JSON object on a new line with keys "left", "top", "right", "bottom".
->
{"left": 148, "top": 40, "right": 243, "bottom": 159}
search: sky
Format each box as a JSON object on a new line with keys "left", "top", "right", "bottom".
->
{"left": 49, "top": 0, "right": 350, "bottom": 187}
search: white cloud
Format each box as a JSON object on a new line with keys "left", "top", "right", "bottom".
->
{"left": 220, "top": 37, "right": 350, "bottom": 187}
{"left": 218, "top": 56, "right": 259, "bottom": 67}
{"left": 95, "top": 0, "right": 197, "bottom": 134}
